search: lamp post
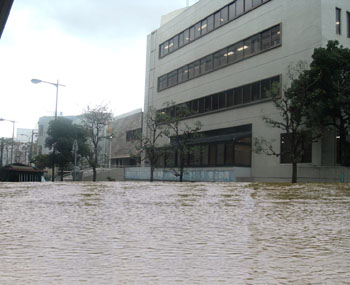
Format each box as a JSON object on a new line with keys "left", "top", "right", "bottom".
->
{"left": 31, "top": 78, "right": 65, "bottom": 181}
{"left": 0, "top": 118, "right": 15, "bottom": 164}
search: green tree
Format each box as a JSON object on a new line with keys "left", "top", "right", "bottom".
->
{"left": 254, "top": 63, "right": 320, "bottom": 183}
{"left": 302, "top": 41, "right": 350, "bottom": 165}
{"left": 81, "top": 105, "right": 113, "bottom": 181}
{"left": 32, "top": 154, "right": 52, "bottom": 170}
{"left": 46, "top": 117, "right": 90, "bottom": 181}
{"left": 163, "top": 103, "right": 202, "bottom": 182}
{"left": 135, "top": 107, "right": 167, "bottom": 182}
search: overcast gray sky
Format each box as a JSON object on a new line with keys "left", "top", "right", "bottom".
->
{"left": 0, "top": 0, "right": 198, "bottom": 138}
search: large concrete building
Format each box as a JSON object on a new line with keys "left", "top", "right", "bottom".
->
{"left": 143, "top": 0, "right": 350, "bottom": 182}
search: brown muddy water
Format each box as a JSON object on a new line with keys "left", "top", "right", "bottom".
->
{"left": 0, "top": 182, "right": 349, "bottom": 284}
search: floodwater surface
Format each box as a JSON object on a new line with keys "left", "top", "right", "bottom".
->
{"left": 0, "top": 182, "right": 350, "bottom": 284}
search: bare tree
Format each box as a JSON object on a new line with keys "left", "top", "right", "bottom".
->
{"left": 81, "top": 105, "right": 113, "bottom": 181}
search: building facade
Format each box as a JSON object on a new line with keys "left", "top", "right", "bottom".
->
{"left": 110, "top": 109, "right": 143, "bottom": 167}
{"left": 143, "top": 0, "right": 350, "bottom": 182}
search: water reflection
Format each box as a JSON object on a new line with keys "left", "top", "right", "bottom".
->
{"left": 0, "top": 182, "right": 349, "bottom": 284}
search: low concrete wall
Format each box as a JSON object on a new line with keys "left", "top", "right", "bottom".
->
{"left": 125, "top": 167, "right": 251, "bottom": 182}
{"left": 82, "top": 168, "right": 125, "bottom": 181}
{"left": 299, "top": 165, "right": 350, "bottom": 183}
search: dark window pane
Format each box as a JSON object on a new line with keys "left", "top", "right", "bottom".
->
{"left": 200, "top": 58, "right": 206, "bottom": 74}
{"left": 168, "top": 38, "right": 174, "bottom": 53}
{"left": 243, "top": 38, "right": 251, "bottom": 57}
{"left": 271, "top": 25, "right": 281, "bottom": 46}
{"left": 347, "top": 12, "right": 350, "bottom": 38}
{"left": 184, "top": 29, "right": 190, "bottom": 45}
{"left": 199, "top": 98, "right": 205, "bottom": 113}
{"left": 219, "top": 92, "right": 226, "bottom": 108}
{"left": 173, "top": 35, "right": 179, "bottom": 50}
{"left": 189, "top": 26, "right": 195, "bottom": 41}
{"left": 227, "top": 45, "right": 236, "bottom": 64}
{"left": 261, "top": 78, "right": 270, "bottom": 98}
{"left": 179, "top": 32, "right": 184, "bottom": 47}
{"left": 160, "top": 43, "right": 165, "bottom": 57}
{"left": 225, "top": 142, "right": 234, "bottom": 165}
{"left": 159, "top": 75, "right": 168, "bottom": 91}
{"left": 207, "top": 15, "right": 214, "bottom": 32}
{"left": 214, "top": 11, "right": 221, "bottom": 28}
{"left": 271, "top": 76, "right": 281, "bottom": 96}
{"left": 212, "top": 94, "right": 219, "bottom": 110}
{"left": 202, "top": 145, "right": 209, "bottom": 165}
{"left": 235, "top": 41, "right": 244, "bottom": 61}
{"left": 253, "top": 0, "right": 262, "bottom": 7}
{"left": 229, "top": 3, "right": 236, "bottom": 20}
{"left": 205, "top": 96, "right": 212, "bottom": 112}
{"left": 168, "top": 70, "right": 178, "bottom": 87}
{"left": 201, "top": 19, "right": 208, "bottom": 35}
{"left": 235, "top": 144, "right": 251, "bottom": 166}
{"left": 336, "top": 8, "right": 341, "bottom": 35}
{"left": 227, "top": 89, "right": 234, "bottom": 107}
{"left": 220, "top": 6, "right": 228, "bottom": 25}
{"left": 245, "top": 0, "right": 253, "bottom": 11}
{"left": 195, "top": 22, "right": 201, "bottom": 38}
{"left": 250, "top": 34, "right": 261, "bottom": 54}
{"left": 236, "top": 0, "right": 244, "bottom": 16}
{"left": 217, "top": 143, "right": 225, "bottom": 165}
{"left": 178, "top": 66, "right": 189, "bottom": 83}
{"left": 188, "top": 63, "right": 195, "bottom": 79}
{"left": 193, "top": 146, "right": 201, "bottom": 166}
{"left": 252, "top": 82, "right": 260, "bottom": 101}
{"left": 192, "top": 99, "right": 199, "bottom": 114}
{"left": 243, "top": 85, "right": 251, "bottom": 103}
{"left": 194, "top": 60, "right": 201, "bottom": 77}
{"left": 209, "top": 144, "right": 216, "bottom": 165}
{"left": 234, "top": 87, "right": 243, "bottom": 105}
{"left": 214, "top": 48, "right": 227, "bottom": 69}
{"left": 205, "top": 55, "right": 213, "bottom": 72}
{"left": 261, "top": 29, "right": 271, "bottom": 50}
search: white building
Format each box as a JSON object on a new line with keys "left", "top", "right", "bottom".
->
{"left": 141, "top": 0, "right": 350, "bottom": 182}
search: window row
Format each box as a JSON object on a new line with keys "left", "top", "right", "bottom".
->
{"left": 159, "top": 0, "right": 271, "bottom": 58}
{"left": 161, "top": 76, "right": 280, "bottom": 119}
{"left": 126, "top": 128, "right": 142, "bottom": 142}
{"left": 156, "top": 136, "right": 252, "bottom": 168}
{"left": 158, "top": 25, "right": 281, "bottom": 92}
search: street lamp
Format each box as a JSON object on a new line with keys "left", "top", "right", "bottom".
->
{"left": 31, "top": 78, "right": 65, "bottom": 181}
{"left": 0, "top": 118, "right": 15, "bottom": 164}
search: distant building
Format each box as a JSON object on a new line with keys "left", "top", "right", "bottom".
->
{"left": 110, "top": 109, "right": 143, "bottom": 167}
{"left": 0, "top": 0, "right": 13, "bottom": 39}
{"left": 16, "top": 128, "right": 37, "bottom": 143}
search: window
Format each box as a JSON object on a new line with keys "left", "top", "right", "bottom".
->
{"left": 235, "top": 143, "right": 251, "bottom": 166}
{"left": 189, "top": 26, "right": 195, "bottom": 41}
{"left": 236, "top": 0, "right": 244, "bottom": 16}
{"left": 261, "top": 78, "right": 270, "bottom": 98}
{"left": 347, "top": 12, "right": 350, "bottom": 37}
{"left": 168, "top": 70, "right": 178, "bottom": 87}
{"left": 178, "top": 66, "right": 189, "bottom": 83}
{"left": 193, "top": 60, "right": 201, "bottom": 77}
{"left": 158, "top": 75, "right": 168, "bottom": 91}
{"left": 252, "top": 82, "right": 260, "bottom": 101}
{"left": 336, "top": 8, "right": 341, "bottom": 35}
{"left": 214, "top": 48, "right": 227, "bottom": 69}
{"left": 225, "top": 142, "right": 234, "bottom": 165}
{"left": 168, "top": 38, "right": 174, "bottom": 53}
{"left": 250, "top": 34, "right": 261, "bottom": 55}
{"left": 202, "top": 55, "right": 213, "bottom": 73}
{"left": 220, "top": 6, "right": 228, "bottom": 25}
{"left": 243, "top": 85, "right": 251, "bottom": 103}
{"left": 261, "top": 29, "right": 271, "bottom": 50}
{"left": 235, "top": 41, "right": 244, "bottom": 61}
{"left": 205, "top": 96, "right": 212, "bottom": 112}
{"left": 173, "top": 35, "right": 179, "bottom": 51}
{"left": 227, "top": 45, "right": 236, "bottom": 64}
{"left": 245, "top": 0, "right": 253, "bottom": 12}
{"left": 218, "top": 92, "right": 226, "bottom": 108}
{"left": 207, "top": 15, "right": 214, "bottom": 32}
{"left": 179, "top": 32, "right": 184, "bottom": 47}
{"left": 188, "top": 62, "right": 195, "bottom": 79}
{"left": 209, "top": 144, "right": 216, "bottom": 165}
{"left": 184, "top": 29, "right": 190, "bottom": 45}
{"left": 201, "top": 19, "right": 208, "bottom": 35}
{"left": 271, "top": 25, "right": 281, "bottom": 46}
{"left": 227, "top": 90, "right": 234, "bottom": 107}
{"left": 217, "top": 143, "right": 225, "bottom": 165}
{"left": 212, "top": 94, "right": 219, "bottom": 110}
{"left": 202, "top": 145, "right": 209, "bottom": 166}
{"left": 126, "top": 128, "right": 142, "bottom": 142}
{"left": 229, "top": 2, "right": 236, "bottom": 20}
{"left": 253, "top": 0, "right": 262, "bottom": 8}
{"left": 280, "top": 132, "right": 312, "bottom": 164}
{"left": 194, "top": 22, "right": 201, "bottom": 38}
{"left": 235, "top": 87, "right": 243, "bottom": 105}
{"left": 214, "top": 11, "right": 221, "bottom": 28}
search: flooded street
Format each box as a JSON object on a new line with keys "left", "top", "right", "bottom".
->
{"left": 0, "top": 182, "right": 350, "bottom": 284}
